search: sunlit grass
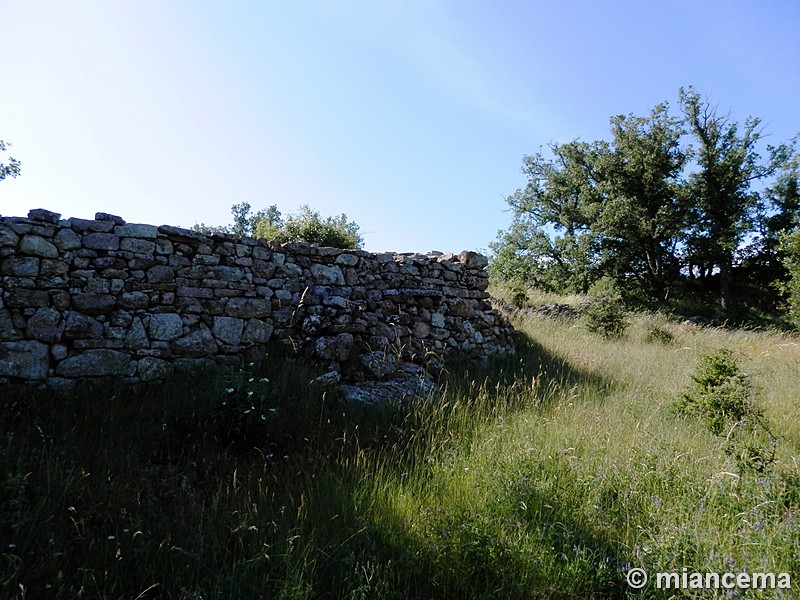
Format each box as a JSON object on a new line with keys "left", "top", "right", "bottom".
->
{"left": 2, "top": 309, "right": 799, "bottom": 598}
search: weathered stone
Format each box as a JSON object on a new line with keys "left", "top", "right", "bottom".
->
{"left": 137, "top": 357, "right": 173, "bottom": 381}
{"left": 0, "top": 226, "right": 20, "bottom": 247}
{"left": 211, "top": 265, "right": 247, "bottom": 282}
{"left": 63, "top": 311, "right": 104, "bottom": 340}
{"left": 315, "top": 333, "right": 354, "bottom": 361}
{"left": 172, "top": 324, "right": 217, "bottom": 357}
{"left": 361, "top": 350, "right": 397, "bottom": 378}
{"left": 84, "top": 278, "right": 111, "bottom": 294}
{"left": 1, "top": 256, "right": 40, "bottom": 276}
{"left": 19, "top": 235, "right": 58, "bottom": 258}
{"left": 40, "top": 259, "right": 69, "bottom": 276}
{"left": 312, "top": 370, "right": 341, "bottom": 385}
{"left": 119, "top": 291, "right": 149, "bottom": 309}
{"left": 310, "top": 263, "right": 345, "bottom": 285}
{"left": 279, "top": 262, "right": 303, "bottom": 277}
{"left": 0, "top": 340, "right": 50, "bottom": 380}
{"left": 193, "top": 254, "right": 220, "bottom": 266}
{"left": 176, "top": 287, "right": 213, "bottom": 298}
{"left": 146, "top": 265, "right": 174, "bottom": 283}
{"left": 157, "top": 225, "right": 207, "bottom": 241}
{"left": 155, "top": 239, "right": 173, "bottom": 254}
{"left": 56, "top": 349, "right": 130, "bottom": 377}
{"left": 26, "top": 307, "right": 63, "bottom": 343}
{"left": 413, "top": 321, "right": 431, "bottom": 338}
{"left": 252, "top": 246, "right": 271, "bottom": 260}
{"left": 95, "top": 212, "right": 126, "bottom": 225}
{"left": 148, "top": 313, "right": 184, "bottom": 341}
{"left": 28, "top": 208, "right": 61, "bottom": 223}
{"left": 212, "top": 316, "right": 244, "bottom": 345}
{"left": 51, "top": 344, "right": 68, "bottom": 361}
{"left": 252, "top": 260, "right": 276, "bottom": 278}
{"left": 72, "top": 293, "right": 116, "bottom": 315}
{"left": 115, "top": 223, "right": 158, "bottom": 238}
{"left": 225, "top": 297, "right": 271, "bottom": 318}
{"left": 51, "top": 290, "right": 71, "bottom": 311}
{"left": 457, "top": 251, "right": 488, "bottom": 269}
{"left": 335, "top": 253, "right": 359, "bottom": 266}
{"left": 52, "top": 228, "right": 82, "bottom": 251}
{"left": 6, "top": 289, "right": 49, "bottom": 307}
{"left": 121, "top": 238, "right": 156, "bottom": 254}
{"left": 0, "top": 310, "right": 22, "bottom": 340}
{"left": 82, "top": 233, "right": 120, "bottom": 251}
{"left": 241, "top": 319, "right": 274, "bottom": 344}
{"left": 430, "top": 312, "right": 445, "bottom": 328}
{"left": 125, "top": 317, "right": 149, "bottom": 349}
{"left": 448, "top": 300, "right": 474, "bottom": 318}
{"left": 109, "top": 310, "right": 133, "bottom": 328}
{"left": 323, "top": 295, "right": 351, "bottom": 309}
{"left": 301, "top": 314, "right": 324, "bottom": 336}
{"left": 68, "top": 217, "right": 115, "bottom": 233}
{"left": 128, "top": 258, "right": 155, "bottom": 271}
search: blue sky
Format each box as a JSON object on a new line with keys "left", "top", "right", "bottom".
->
{"left": 2, "top": 1, "right": 799, "bottom": 253}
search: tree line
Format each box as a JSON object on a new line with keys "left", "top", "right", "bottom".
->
{"left": 491, "top": 87, "right": 800, "bottom": 323}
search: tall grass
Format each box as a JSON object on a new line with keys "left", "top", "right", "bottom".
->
{"left": 2, "top": 314, "right": 799, "bottom": 598}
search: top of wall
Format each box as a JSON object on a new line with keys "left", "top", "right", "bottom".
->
{"left": 1, "top": 208, "right": 515, "bottom": 389}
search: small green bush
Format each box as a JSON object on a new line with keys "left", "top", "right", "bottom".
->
{"left": 645, "top": 322, "right": 675, "bottom": 345}
{"left": 677, "top": 349, "right": 755, "bottom": 435}
{"left": 510, "top": 287, "right": 528, "bottom": 309}
{"left": 676, "top": 348, "right": 777, "bottom": 473}
{"left": 582, "top": 279, "right": 628, "bottom": 339}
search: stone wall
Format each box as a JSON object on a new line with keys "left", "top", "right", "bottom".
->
{"left": 0, "top": 209, "right": 515, "bottom": 388}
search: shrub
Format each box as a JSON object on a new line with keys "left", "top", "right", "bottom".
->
{"left": 194, "top": 203, "right": 364, "bottom": 249}
{"left": 582, "top": 279, "right": 628, "bottom": 339}
{"left": 510, "top": 287, "right": 528, "bottom": 309}
{"left": 676, "top": 348, "right": 777, "bottom": 473}
{"left": 677, "top": 349, "right": 755, "bottom": 435}
{"left": 645, "top": 324, "right": 674, "bottom": 344}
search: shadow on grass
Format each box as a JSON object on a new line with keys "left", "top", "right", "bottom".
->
{"left": 442, "top": 330, "right": 616, "bottom": 401}
{"left": 0, "top": 331, "right": 633, "bottom": 599}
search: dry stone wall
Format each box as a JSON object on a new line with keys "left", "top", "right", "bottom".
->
{"left": 0, "top": 209, "right": 515, "bottom": 389}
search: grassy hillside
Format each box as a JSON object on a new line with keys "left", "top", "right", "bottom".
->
{"left": 2, "top": 305, "right": 798, "bottom": 599}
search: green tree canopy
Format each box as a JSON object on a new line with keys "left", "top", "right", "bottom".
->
{"left": 492, "top": 89, "right": 798, "bottom": 315}
{"left": 491, "top": 102, "right": 690, "bottom": 301}
{"left": 194, "top": 203, "right": 364, "bottom": 249}
{"left": 679, "top": 87, "right": 794, "bottom": 310}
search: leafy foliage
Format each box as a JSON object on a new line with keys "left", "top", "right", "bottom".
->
{"left": 679, "top": 87, "right": 794, "bottom": 311}
{"left": 676, "top": 349, "right": 777, "bottom": 473}
{"left": 644, "top": 322, "right": 675, "bottom": 345}
{"left": 582, "top": 279, "right": 628, "bottom": 339}
{"left": 780, "top": 228, "right": 800, "bottom": 328}
{"left": 195, "top": 202, "right": 364, "bottom": 249}
{"left": 0, "top": 140, "right": 21, "bottom": 181}
{"left": 491, "top": 88, "right": 800, "bottom": 320}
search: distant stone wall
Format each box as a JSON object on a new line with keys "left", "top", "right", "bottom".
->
{"left": 0, "top": 209, "right": 515, "bottom": 388}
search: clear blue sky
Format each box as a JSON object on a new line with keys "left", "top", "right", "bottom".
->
{"left": 2, "top": 1, "right": 799, "bottom": 253}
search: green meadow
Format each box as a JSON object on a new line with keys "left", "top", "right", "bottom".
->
{"left": 2, "top": 302, "right": 799, "bottom": 599}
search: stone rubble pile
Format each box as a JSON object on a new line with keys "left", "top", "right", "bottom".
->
{"left": 0, "top": 209, "right": 515, "bottom": 390}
